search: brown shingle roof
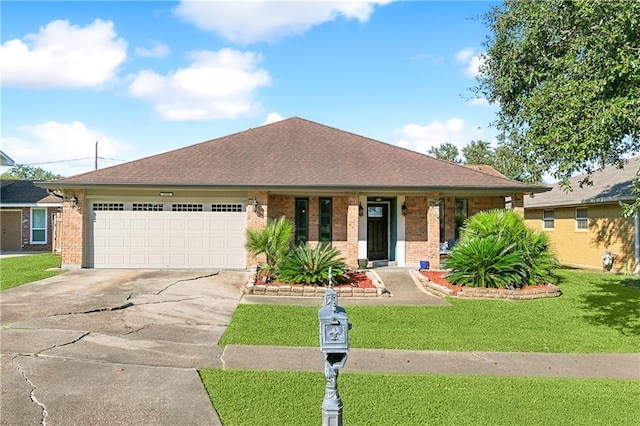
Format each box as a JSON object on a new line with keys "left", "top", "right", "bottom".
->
{"left": 44, "top": 117, "right": 547, "bottom": 193}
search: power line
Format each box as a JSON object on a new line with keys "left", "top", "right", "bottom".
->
{"left": 21, "top": 157, "right": 127, "bottom": 166}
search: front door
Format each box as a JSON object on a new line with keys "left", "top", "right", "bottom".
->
{"left": 1, "top": 211, "right": 22, "bottom": 251}
{"left": 367, "top": 204, "right": 388, "bottom": 261}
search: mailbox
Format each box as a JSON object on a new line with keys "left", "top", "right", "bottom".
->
{"left": 318, "top": 287, "right": 351, "bottom": 359}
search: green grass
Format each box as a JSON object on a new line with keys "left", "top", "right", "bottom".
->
{"left": 220, "top": 269, "right": 640, "bottom": 352}
{"left": 0, "top": 253, "right": 63, "bottom": 291}
{"left": 199, "top": 370, "right": 640, "bottom": 425}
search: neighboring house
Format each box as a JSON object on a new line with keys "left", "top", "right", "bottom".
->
{"left": 524, "top": 156, "right": 640, "bottom": 274}
{"left": 39, "top": 117, "right": 548, "bottom": 270}
{"left": 0, "top": 180, "right": 63, "bottom": 252}
{"left": 1, "top": 151, "right": 15, "bottom": 174}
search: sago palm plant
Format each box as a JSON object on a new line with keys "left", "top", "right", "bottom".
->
{"left": 445, "top": 209, "right": 558, "bottom": 288}
{"left": 278, "top": 243, "right": 347, "bottom": 285}
{"left": 245, "top": 216, "right": 294, "bottom": 278}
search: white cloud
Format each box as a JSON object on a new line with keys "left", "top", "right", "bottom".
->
{"left": 263, "top": 112, "right": 284, "bottom": 124}
{"left": 174, "top": 0, "right": 394, "bottom": 44}
{"left": 1, "top": 121, "right": 134, "bottom": 177}
{"left": 411, "top": 52, "right": 444, "bottom": 65}
{"left": 0, "top": 19, "right": 127, "bottom": 88}
{"left": 393, "top": 118, "right": 487, "bottom": 154}
{"left": 135, "top": 42, "right": 170, "bottom": 58}
{"left": 455, "top": 47, "right": 484, "bottom": 77}
{"left": 466, "top": 97, "right": 490, "bottom": 107}
{"left": 128, "top": 48, "right": 271, "bottom": 121}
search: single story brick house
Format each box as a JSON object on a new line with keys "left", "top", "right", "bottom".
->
{"left": 524, "top": 156, "right": 639, "bottom": 274}
{"left": 1, "top": 180, "right": 63, "bottom": 252}
{"left": 39, "top": 117, "right": 548, "bottom": 270}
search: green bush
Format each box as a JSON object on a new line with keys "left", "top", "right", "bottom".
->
{"left": 278, "top": 243, "right": 347, "bottom": 285}
{"left": 245, "top": 216, "right": 294, "bottom": 279}
{"left": 444, "top": 209, "right": 559, "bottom": 288}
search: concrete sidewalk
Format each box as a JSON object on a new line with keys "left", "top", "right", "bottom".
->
{"left": 221, "top": 345, "right": 640, "bottom": 379}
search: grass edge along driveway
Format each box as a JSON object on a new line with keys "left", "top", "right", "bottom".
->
{"left": 0, "top": 253, "right": 63, "bottom": 291}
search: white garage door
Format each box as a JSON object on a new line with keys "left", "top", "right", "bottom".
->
{"left": 91, "top": 202, "right": 246, "bottom": 269}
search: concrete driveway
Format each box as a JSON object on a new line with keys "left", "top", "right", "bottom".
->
{"left": 1, "top": 269, "right": 249, "bottom": 425}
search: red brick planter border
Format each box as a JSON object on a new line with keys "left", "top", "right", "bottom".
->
{"left": 411, "top": 270, "right": 562, "bottom": 300}
{"left": 244, "top": 267, "right": 387, "bottom": 297}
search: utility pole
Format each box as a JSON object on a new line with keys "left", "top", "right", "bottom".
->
{"left": 95, "top": 141, "right": 98, "bottom": 170}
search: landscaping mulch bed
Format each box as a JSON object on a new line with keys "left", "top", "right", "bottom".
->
{"left": 418, "top": 270, "right": 561, "bottom": 299}
{"left": 247, "top": 271, "right": 382, "bottom": 297}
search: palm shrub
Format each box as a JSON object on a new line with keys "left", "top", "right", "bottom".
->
{"left": 245, "top": 216, "right": 294, "bottom": 278}
{"left": 444, "top": 237, "right": 526, "bottom": 288}
{"left": 444, "top": 209, "right": 559, "bottom": 288}
{"left": 278, "top": 243, "right": 348, "bottom": 285}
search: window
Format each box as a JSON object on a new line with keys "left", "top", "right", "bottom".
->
{"left": 439, "top": 198, "right": 445, "bottom": 243}
{"left": 295, "top": 198, "right": 308, "bottom": 244}
{"left": 172, "top": 204, "right": 203, "bottom": 212}
{"left": 543, "top": 210, "right": 555, "bottom": 230}
{"left": 319, "top": 198, "right": 332, "bottom": 244}
{"left": 211, "top": 204, "right": 243, "bottom": 212}
{"left": 454, "top": 198, "right": 468, "bottom": 239}
{"left": 132, "top": 203, "right": 164, "bottom": 211}
{"left": 576, "top": 208, "right": 588, "bottom": 230}
{"left": 93, "top": 203, "right": 124, "bottom": 211}
{"left": 31, "top": 208, "right": 47, "bottom": 244}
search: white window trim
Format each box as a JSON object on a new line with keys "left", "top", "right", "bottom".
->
{"left": 575, "top": 208, "right": 588, "bottom": 231}
{"left": 542, "top": 209, "right": 555, "bottom": 230}
{"left": 30, "top": 207, "right": 47, "bottom": 244}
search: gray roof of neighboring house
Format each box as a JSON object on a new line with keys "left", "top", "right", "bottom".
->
{"left": 525, "top": 156, "right": 639, "bottom": 208}
{"left": 40, "top": 117, "right": 548, "bottom": 195}
{"left": 1, "top": 180, "right": 62, "bottom": 205}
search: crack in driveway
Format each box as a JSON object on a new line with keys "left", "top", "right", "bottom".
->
{"left": 37, "top": 332, "right": 91, "bottom": 356}
{"left": 155, "top": 271, "right": 220, "bottom": 295}
{"left": 12, "top": 355, "right": 48, "bottom": 426}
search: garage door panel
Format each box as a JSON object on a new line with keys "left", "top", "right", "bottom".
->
{"left": 228, "top": 219, "right": 244, "bottom": 231}
{"left": 93, "top": 210, "right": 245, "bottom": 269}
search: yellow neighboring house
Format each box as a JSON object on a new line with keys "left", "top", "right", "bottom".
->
{"left": 524, "top": 156, "right": 639, "bottom": 274}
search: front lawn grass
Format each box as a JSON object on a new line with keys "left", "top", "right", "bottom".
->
{"left": 0, "top": 253, "right": 63, "bottom": 291}
{"left": 199, "top": 370, "right": 640, "bottom": 425}
{"left": 220, "top": 269, "right": 640, "bottom": 352}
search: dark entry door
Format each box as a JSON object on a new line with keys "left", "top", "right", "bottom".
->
{"left": 367, "top": 204, "right": 388, "bottom": 261}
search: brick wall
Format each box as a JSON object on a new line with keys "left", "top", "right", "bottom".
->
{"left": 246, "top": 191, "right": 268, "bottom": 266}
{"left": 525, "top": 203, "right": 634, "bottom": 272}
{"left": 61, "top": 190, "right": 85, "bottom": 268}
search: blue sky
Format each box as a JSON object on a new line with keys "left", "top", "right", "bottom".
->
{"left": 1, "top": 1, "right": 500, "bottom": 177}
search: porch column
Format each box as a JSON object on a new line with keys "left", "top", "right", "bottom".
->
{"left": 246, "top": 191, "right": 268, "bottom": 267}
{"left": 61, "top": 189, "right": 85, "bottom": 270}
{"left": 346, "top": 192, "right": 360, "bottom": 268}
{"left": 426, "top": 194, "right": 441, "bottom": 270}
{"left": 511, "top": 193, "right": 524, "bottom": 216}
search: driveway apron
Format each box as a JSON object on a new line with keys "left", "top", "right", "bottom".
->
{"left": 1, "top": 269, "right": 249, "bottom": 426}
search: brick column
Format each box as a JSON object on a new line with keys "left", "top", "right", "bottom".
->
{"left": 511, "top": 193, "right": 524, "bottom": 216}
{"left": 346, "top": 192, "right": 360, "bottom": 268}
{"left": 246, "top": 191, "right": 268, "bottom": 267}
{"left": 426, "top": 194, "right": 441, "bottom": 269}
{"left": 61, "top": 190, "right": 85, "bottom": 269}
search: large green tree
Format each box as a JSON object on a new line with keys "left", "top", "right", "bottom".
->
{"left": 1, "top": 165, "right": 63, "bottom": 180}
{"left": 476, "top": 0, "right": 640, "bottom": 187}
{"left": 427, "top": 142, "right": 461, "bottom": 163}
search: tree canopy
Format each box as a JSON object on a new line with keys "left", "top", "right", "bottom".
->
{"left": 1, "top": 165, "right": 63, "bottom": 181}
{"left": 476, "top": 0, "right": 640, "bottom": 185}
{"left": 427, "top": 142, "right": 461, "bottom": 163}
